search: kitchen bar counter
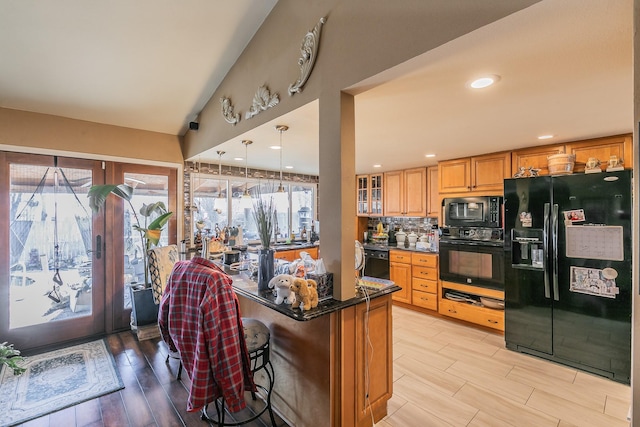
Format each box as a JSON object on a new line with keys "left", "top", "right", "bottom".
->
{"left": 230, "top": 265, "right": 397, "bottom": 427}
{"left": 231, "top": 270, "right": 400, "bottom": 320}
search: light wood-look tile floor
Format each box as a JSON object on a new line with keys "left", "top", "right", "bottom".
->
{"left": 376, "top": 306, "right": 631, "bottom": 427}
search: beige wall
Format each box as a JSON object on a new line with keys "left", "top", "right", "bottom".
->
{"left": 0, "top": 107, "right": 183, "bottom": 165}
{"left": 184, "top": 0, "right": 541, "bottom": 299}
{"left": 183, "top": 0, "right": 541, "bottom": 157}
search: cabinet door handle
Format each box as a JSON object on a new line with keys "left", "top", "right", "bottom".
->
{"left": 487, "top": 319, "right": 498, "bottom": 324}
{"left": 448, "top": 309, "right": 457, "bottom": 314}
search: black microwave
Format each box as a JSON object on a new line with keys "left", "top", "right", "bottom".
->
{"left": 443, "top": 196, "right": 503, "bottom": 228}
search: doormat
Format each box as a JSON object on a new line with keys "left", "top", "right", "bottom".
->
{"left": 0, "top": 339, "right": 124, "bottom": 427}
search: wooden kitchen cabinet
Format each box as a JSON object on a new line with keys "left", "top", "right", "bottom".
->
{"left": 438, "top": 280, "right": 504, "bottom": 331}
{"left": 511, "top": 134, "right": 633, "bottom": 176}
{"left": 389, "top": 250, "right": 411, "bottom": 304}
{"left": 511, "top": 143, "right": 566, "bottom": 176}
{"left": 439, "top": 152, "right": 511, "bottom": 194}
{"left": 567, "top": 134, "right": 632, "bottom": 173}
{"left": 274, "top": 246, "right": 318, "bottom": 262}
{"left": 356, "top": 173, "right": 383, "bottom": 217}
{"left": 352, "top": 295, "right": 393, "bottom": 426}
{"left": 438, "top": 298, "right": 504, "bottom": 331}
{"left": 411, "top": 252, "right": 438, "bottom": 311}
{"left": 384, "top": 167, "right": 426, "bottom": 216}
{"left": 426, "top": 165, "right": 440, "bottom": 219}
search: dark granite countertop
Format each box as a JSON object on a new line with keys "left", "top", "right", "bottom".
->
{"left": 224, "top": 266, "right": 400, "bottom": 321}
{"left": 270, "top": 242, "right": 318, "bottom": 252}
{"left": 363, "top": 243, "right": 438, "bottom": 254}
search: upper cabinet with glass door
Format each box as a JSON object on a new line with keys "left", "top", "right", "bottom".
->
{"left": 356, "top": 173, "right": 383, "bottom": 217}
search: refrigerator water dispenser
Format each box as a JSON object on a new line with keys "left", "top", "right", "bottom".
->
{"left": 511, "top": 229, "right": 544, "bottom": 269}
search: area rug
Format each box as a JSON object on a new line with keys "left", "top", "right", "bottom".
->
{"left": 0, "top": 339, "right": 124, "bottom": 427}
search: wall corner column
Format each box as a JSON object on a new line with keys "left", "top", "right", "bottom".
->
{"left": 319, "top": 91, "right": 357, "bottom": 301}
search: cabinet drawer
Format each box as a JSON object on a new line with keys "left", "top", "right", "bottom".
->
{"left": 411, "top": 252, "right": 437, "bottom": 268}
{"left": 412, "top": 278, "right": 437, "bottom": 294}
{"left": 389, "top": 251, "right": 411, "bottom": 263}
{"left": 438, "top": 299, "right": 504, "bottom": 331}
{"left": 274, "top": 250, "right": 296, "bottom": 261}
{"left": 412, "top": 290, "right": 437, "bottom": 311}
{"left": 412, "top": 265, "right": 438, "bottom": 281}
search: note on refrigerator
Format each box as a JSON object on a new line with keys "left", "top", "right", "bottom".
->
{"left": 565, "top": 225, "right": 624, "bottom": 261}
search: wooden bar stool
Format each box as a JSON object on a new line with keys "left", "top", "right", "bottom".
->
{"left": 201, "top": 318, "right": 276, "bottom": 427}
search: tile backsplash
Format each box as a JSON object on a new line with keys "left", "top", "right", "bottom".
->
{"left": 366, "top": 216, "right": 438, "bottom": 235}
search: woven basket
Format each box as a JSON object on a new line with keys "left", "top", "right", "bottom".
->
{"left": 547, "top": 153, "right": 575, "bottom": 175}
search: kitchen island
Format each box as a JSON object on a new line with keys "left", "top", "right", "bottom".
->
{"left": 227, "top": 267, "right": 399, "bottom": 427}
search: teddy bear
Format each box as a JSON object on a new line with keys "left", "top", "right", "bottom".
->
{"left": 291, "top": 277, "right": 319, "bottom": 311}
{"left": 268, "top": 274, "right": 296, "bottom": 305}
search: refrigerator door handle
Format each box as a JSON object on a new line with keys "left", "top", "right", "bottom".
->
{"left": 552, "top": 203, "right": 559, "bottom": 301}
{"left": 543, "top": 203, "right": 551, "bottom": 299}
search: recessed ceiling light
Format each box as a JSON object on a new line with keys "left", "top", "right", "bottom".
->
{"left": 373, "top": 164, "right": 382, "bottom": 168}
{"left": 425, "top": 154, "right": 436, "bottom": 158}
{"left": 270, "top": 145, "right": 281, "bottom": 150}
{"left": 285, "top": 165, "right": 293, "bottom": 169}
{"left": 234, "top": 157, "right": 243, "bottom": 161}
{"left": 468, "top": 75, "right": 501, "bottom": 89}
{"left": 538, "top": 134, "right": 554, "bottom": 140}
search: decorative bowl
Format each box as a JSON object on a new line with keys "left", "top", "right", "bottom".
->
{"left": 480, "top": 296, "right": 505, "bottom": 310}
{"left": 547, "top": 153, "right": 575, "bottom": 175}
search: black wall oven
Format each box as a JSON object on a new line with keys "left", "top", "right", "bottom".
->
{"left": 439, "top": 227, "right": 505, "bottom": 291}
{"left": 363, "top": 247, "right": 390, "bottom": 280}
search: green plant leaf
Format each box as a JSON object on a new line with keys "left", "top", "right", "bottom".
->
{"left": 139, "top": 201, "right": 167, "bottom": 218}
{"left": 148, "top": 212, "right": 173, "bottom": 231}
{"left": 88, "top": 184, "right": 134, "bottom": 212}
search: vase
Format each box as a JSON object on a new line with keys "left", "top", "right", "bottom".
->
{"left": 257, "top": 248, "right": 275, "bottom": 291}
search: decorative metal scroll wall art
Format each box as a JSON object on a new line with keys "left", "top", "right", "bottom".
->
{"left": 289, "top": 17, "right": 326, "bottom": 96}
{"left": 218, "top": 16, "right": 327, "bottom": 125}
{"left": 220, "top": 97, "right": 240, "bottom": 125}
{"left": 245, "top": 85, "right": 279, "bottom": 120}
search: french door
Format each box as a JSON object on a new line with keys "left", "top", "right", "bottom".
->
{"left": 107, "top": 163, "right": 178, "bottom": 331}
{"left": 0, "top": 153, "right": 106, "bottom": 351}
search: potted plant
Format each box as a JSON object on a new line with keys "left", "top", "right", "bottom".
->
{"left": 252, "top": 194, "right": 276, "bottom": 290}
{"left": 0, "top": 342, "right": 26, "bottom": 375}
{"left": 88, "top": 184, "right": 173, "bottom": 326}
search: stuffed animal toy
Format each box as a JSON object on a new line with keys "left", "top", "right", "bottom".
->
{"left": 291, "top": 277, "right": 319, "bottom": 311}
{"left": 268, "top": 274, "right": 296, "bottom": 305}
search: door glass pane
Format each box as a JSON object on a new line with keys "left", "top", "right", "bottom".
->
{"left": 122, "top": 173, "right": 169, "bottom": 309}
{"left": 10, "top": 165, "right": 93, "bottom": 328}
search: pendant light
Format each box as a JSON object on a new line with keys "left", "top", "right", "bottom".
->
{"left": 275, "top": 125, "right": 288, "bottom": 193}
{"left": 213, "top": 150, "right": 226, "bottom": 213}
{"left": 241, "top": 140, "right": 253, "bottom": 209}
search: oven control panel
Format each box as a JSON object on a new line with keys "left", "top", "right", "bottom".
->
{"left": 441, "top": 226, "right": 504, "bottom": 242}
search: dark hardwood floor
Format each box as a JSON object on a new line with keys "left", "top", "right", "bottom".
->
{"left": 17, "top": 331, "right": 287, "bottom": 427}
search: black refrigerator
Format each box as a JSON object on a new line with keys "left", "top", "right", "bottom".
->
{"left": 504, "top": 169, "right": 632, "bottom": 384}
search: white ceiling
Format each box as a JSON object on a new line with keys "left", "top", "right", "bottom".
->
{"left": 0, "top": 1, "right": 632, "bottom": 176}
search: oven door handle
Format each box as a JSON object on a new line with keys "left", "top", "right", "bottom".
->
{"left": 439, "top": 240, "right": 503, "bottom": 248}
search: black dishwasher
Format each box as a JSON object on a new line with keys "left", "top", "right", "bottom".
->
{"left": 363, "top": 247, "right": 390, "bottom": 280}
